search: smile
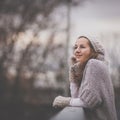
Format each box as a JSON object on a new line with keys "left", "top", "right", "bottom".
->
{"left": 76, "top": 55, "right": 82, "bottom": 57}
{"left": 76, "top": 55, "right": 82, "bottom": 58}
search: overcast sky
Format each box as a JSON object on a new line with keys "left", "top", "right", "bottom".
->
{"left": 70, "top": 0, "right": 120, "bottom": 41}
{"left": 40, "top": 0, "right": 120, "bottom": 45}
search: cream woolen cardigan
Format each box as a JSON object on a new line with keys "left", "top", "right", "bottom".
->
{"left": 77, "top": 59, "right": 117, "bottom": 120}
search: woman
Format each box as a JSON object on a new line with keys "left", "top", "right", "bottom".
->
{"left": 53, "top": 36, "right": 117, "bottom": 120}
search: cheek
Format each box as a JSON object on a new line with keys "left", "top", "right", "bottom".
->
{"left": 87, "top": 53, "right": 92, "bottom": 59}
{"left": 84, "top": 49, "right": 92, "bottom": 57}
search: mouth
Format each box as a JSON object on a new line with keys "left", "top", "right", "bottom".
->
{"left": 75, "top": 55, "right": 82, "bottom": 58}
{"left": 76, "top": 55, "right": 82, "bottom": 59}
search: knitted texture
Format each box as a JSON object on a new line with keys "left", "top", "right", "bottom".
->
{"left": 89, "top": 40, "right": 105, "bottom": 61}
{"left": 69, "top": 56, "right": 85, "bottom": 86}
{"left": 53, "top": 96, "right": 71, "bottom": 108}
{"left": 90, "top": 40, "right": 105, "bottom": 55}
{"left": 78, "top": 59, "right": 117, "bottom": 120}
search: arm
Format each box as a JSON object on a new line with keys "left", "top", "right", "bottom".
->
{"left": 53, "top": 57, "right": 85, "bottom": 108}
{"left": 69, "top": 56, "right": 85, "bottom": 94}
{"left": 70, "top": 82, "right": 79, "bottom": 98}
{"left": 79, "top": 59, "right": 103, "bottom": 108}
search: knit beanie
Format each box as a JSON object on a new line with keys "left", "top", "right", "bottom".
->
{"left": 89, "top": 39, "right": 105, "bottom": 61}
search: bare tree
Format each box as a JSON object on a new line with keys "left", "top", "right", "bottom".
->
{"left": 0, "top": 0, "right": 69, "bottom": 103}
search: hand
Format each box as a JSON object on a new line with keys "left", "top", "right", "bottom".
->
{"left": 53, "top": 96, "right": 71, "bottom": 108}
{"left": 69, "top": 56, "right": 85, "bottom": 85}
{"left": 70, "top": 56, "right": 77, "bottom": 65}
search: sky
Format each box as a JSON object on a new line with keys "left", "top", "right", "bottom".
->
{"left": 70, "top": 0, "right": 120, "bottom": 41}
{"left": 34, "top": 0, "right": 120, "bottom": 46}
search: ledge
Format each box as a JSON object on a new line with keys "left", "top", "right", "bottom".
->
{"left": 50, "top": 106, "right": 87, "bottom": 120}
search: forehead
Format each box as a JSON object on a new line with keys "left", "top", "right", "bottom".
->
{"left": 75, "top": 37, "right": 89, "bottom": 45}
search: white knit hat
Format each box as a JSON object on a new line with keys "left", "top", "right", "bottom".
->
{"left": 89, "top": 39, "right": 105, "bottom": 61}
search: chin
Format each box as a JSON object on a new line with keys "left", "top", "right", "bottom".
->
{"left": 76, "top": 58, "right": 81, "bottom": 62}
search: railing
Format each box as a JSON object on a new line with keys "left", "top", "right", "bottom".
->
{"left": 50, "top": 107, "right": 87, "bottom": 120}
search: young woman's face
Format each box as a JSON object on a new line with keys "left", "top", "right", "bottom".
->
{"left": 73, "top": 37, "right": 92, "bottom": 63}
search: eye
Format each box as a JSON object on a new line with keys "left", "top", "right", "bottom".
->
{"left": 73, "top": 45, "right": 77, "bottom": 50}
{"left": 80, "top": 45, "right": 85, "bottom": 48}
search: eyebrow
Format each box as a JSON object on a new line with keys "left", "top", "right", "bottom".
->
{"left": 75, "top": 43, "right": 85, "bottom": 46}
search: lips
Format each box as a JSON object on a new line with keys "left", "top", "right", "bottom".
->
{"left": 75, "top": 55, "right": 82, "bottom": 58}
{"left": 75, "top": 54, "right": 82, "bottom": 58}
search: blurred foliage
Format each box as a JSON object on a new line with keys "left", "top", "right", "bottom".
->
{"left": 0, "top": 0, "right": 70, "bottom": 43}
{"left": 0, "top": 0, "right": 72, "bottom": 104}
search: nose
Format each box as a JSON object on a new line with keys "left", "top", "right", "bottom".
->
{"left": 75, "top": 47, "right": 81, "bottom": 53}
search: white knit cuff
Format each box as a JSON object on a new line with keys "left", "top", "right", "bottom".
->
{"left": 69, "top": 98, "right": 86, "bottom": 107}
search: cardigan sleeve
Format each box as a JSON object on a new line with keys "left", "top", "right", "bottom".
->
{"left": 79, "top": 59, "right": 104, "bottom": 108}
{"left": 80, "top": 89, "right": 102, "bottom": 108}
{"left": 70, "top": 82, "right": 79, "bottom": 98}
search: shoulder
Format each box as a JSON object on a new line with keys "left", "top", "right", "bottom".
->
{"left": 87, "top": 59, "right": 106, "bottom": 68}
{"left": 85, "top": 59, "right": 108, "bottom": 73}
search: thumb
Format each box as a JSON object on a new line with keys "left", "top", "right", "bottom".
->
{"left": 70, "top": 56, "right": 77, "bottom": 65}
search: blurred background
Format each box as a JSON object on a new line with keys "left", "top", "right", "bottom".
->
{"left": 0, "top": 0, "right": 120, "bottom": 120}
